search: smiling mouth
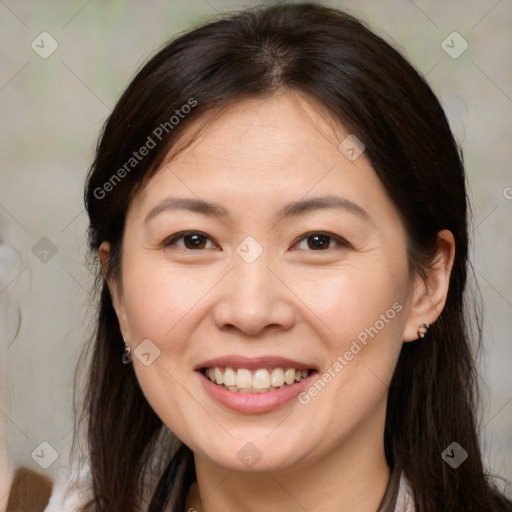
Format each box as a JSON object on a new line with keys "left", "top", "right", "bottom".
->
{"left": 201, "top": 366, "right": 313, "bottom": 393}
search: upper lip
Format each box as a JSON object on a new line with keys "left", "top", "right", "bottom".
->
{"left": 194, "top": 356, "right": 317, "bottom": 371}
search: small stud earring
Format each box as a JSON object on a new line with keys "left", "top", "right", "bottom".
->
{"left": 122, "top": 338, "right": 132, "bottom": 364}
{"left": 417, "top": 323, "right": 430, "bottom": 339}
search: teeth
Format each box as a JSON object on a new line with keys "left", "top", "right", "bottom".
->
{"left": 270, "top": 368, "right": 285, "bottom": 387}
{"left": 284, "top": 368, "right": 295, "bottom": 385}
{"left": 204, "top": 366, "right": 310, "bottom": 392}
{"left": 236, "top": 369, "right": 252, "bottom": 389}
{"left": 224, "top": 367, "right": 237, "bottom": 386}
{"left": 214, "top": 367, "right": 224, "bottom": 385}
{"left": 253, "top": 369, "right": 270, "bottom": 389}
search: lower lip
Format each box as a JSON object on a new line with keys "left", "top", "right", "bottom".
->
{"left": 197, "top": 370, "right": 317, "bottom": 413}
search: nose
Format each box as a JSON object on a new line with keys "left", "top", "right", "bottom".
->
{"left": 212, "top": 249, "right": 296, "bottom": 337}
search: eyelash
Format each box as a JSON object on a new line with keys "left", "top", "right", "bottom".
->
{"left": 163, "top": 230, "right": 350, "bottom": 252}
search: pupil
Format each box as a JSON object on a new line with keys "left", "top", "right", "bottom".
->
{"left": 308, "top": 234, "right": 329, "bottom": 250}
{"left": 185, "top": 234, "right": 205, "bottom": 249}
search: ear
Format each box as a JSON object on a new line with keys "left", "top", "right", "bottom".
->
{"left": 402, "top": 230, "right": 456, "bottom": 342}
{"left": 98, "top": 241, "right": 129, "bottom": 340}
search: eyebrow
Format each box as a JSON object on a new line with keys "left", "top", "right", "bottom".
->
{"left": 144, "top": 195, "right": 370, "bottom": 224}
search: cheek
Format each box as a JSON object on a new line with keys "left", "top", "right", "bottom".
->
{"left": 294, "top": 267, "right": 406, "bottom": 442}
{"left": 294, "top": 258, "right": 408, "bottom": 414}
{"left": 121, "top": 243, "right": 409, "bottom": 360}
{"left": 121, "top": 257, "right": 216, "bottom": 343}
{"left": 295, "top": 260, "right": 407, "bottom": 351}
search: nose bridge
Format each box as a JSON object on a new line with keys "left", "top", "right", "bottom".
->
{"left": 213, "top": 239, "right": 295, "bottom": 335}
{"left": 234, "top": 246, "right": 272, "bottom": 299}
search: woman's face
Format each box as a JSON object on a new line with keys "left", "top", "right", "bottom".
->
{"left": 107, "top": 92, "right": 419, "bottom": 472}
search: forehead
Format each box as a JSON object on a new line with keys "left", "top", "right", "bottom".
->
{"left": 128, "top": 91, "right": 397, "bottom": 227}
{"left": 165, "top": 92, "right": 352, "bottom": 177}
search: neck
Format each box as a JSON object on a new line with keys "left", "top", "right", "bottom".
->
{"left": 186, "top": 405, "right": 390, "bottom": 512}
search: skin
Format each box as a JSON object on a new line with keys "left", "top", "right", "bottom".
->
{"left": 100, "top": 91, "right": 455, "bottom": 512}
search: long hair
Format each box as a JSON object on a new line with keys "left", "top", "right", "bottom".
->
{"left": 81, "top": 3, "right": 512, "bottom": 510}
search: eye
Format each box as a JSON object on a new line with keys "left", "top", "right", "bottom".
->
{"left": 293, "top": 231, "right": 350, "bottom": 251}
{"left": 162, "top": 230, "right": 349, "bottom": 252}
{"left": 163, "top": 231, "right": 218, "bottom": 250}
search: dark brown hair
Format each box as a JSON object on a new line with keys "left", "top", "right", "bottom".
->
{"left": 80, "top": 2, "right": 512, "bottom": 511}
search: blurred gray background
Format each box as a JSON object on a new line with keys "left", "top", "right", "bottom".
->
{"left": 0, "top": 0, "right": 511, "bottom": 499}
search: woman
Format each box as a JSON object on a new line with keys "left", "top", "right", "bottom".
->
{"left": 68, "top": 2, "right": 512, "bottom": 511}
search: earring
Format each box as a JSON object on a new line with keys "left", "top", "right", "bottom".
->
{"left": 417, "top": 323, "right": 430, "bottom": 339}
{"left": 121, "top": 338, "right": 132, "bottom": 364}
